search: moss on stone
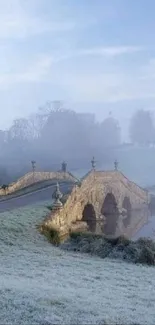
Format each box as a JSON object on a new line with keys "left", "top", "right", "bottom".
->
{"left": 39, "top": 225, "right": 61, "bottom": 245}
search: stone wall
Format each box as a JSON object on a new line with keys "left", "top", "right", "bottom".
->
{"left": 42, "top": 170, "right": 149, "bottom": 239}
{"left": 0, "top": 171, "right": 78, "bottom": 196}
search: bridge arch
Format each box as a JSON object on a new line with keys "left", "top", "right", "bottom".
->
{"left": 122, "top": 196, "right": 132, "bottom": 227}
{"left": 82, "top": 203, "right": 96, "bottom": 232}
{"left": 101, "top": 193, "right": 119, "bottom": 236}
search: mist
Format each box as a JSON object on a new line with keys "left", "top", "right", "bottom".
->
{"left": 0, "top": 2, "right": 155, "bottom": 324}
{"left": 1, "top": 0, "right": 155, "bottom": 188}
{"left": 0, "top": 100, "right": 155, "bottom": 188}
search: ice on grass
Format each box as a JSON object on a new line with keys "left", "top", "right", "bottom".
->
{"left": 0, "top": 201, "right": 154, "bottom": 324}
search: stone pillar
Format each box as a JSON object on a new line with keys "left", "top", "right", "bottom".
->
{"left": 114, "top": 159, "right": 118, "bottom": 171}
{"left": 61, "top": 161, "right": 67, "bottom": 173}
{"left": 31, "top": 160, "right": 36, "bottom": 182}
{"left": 91, "top": 156, "right": 96, "bottom": 170}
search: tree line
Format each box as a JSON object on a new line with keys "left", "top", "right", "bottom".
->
{"left": 0, "top": 102, "right": 154, "bottom": 185}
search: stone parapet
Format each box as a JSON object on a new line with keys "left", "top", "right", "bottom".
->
{"left": 0, "top": 171, "right": 78, "bottom": 196}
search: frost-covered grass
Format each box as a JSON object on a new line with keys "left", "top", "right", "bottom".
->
{"left": 0, "top": 202, "right": 155, "bottom": 324}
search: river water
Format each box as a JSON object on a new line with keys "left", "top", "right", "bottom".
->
{"left": 0, "top": 201, "right": 155, "bottom": 325}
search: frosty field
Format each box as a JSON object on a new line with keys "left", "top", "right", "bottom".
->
{"left": 0, "top": 201, "right": 155, "bottom": 325}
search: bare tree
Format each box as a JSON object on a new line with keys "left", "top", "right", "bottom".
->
{"left": 130, "top": 109, "right": 155, "bottom": 145}
{"left": 99, "top": 116, "right": 121, "bottom": 148}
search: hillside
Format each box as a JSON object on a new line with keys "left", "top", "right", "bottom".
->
{"left": 0, "top": 202, "right": 154, "bottom": 324}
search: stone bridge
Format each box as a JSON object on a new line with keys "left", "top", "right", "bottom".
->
{"left": 0, "top": 171, "right": 78, "bottom": 196}
{"left": 42, "top": 170, "right": 150, "bottom": 239}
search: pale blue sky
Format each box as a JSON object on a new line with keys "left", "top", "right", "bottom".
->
{"left": 0, "top": 0, "right": 155, "bottom": 133}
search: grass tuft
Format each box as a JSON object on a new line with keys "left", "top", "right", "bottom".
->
{"left": 105, "top": 235, "right": 131, "bottom": 247}
{"left": 62, "top": 232, "right": 155, "bottom": 266}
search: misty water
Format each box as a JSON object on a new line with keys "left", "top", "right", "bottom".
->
{"left": 0, "top": 200, "right": 155, "bottom": 325}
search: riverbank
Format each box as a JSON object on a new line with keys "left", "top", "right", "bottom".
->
{"left": 60, "top": 232, "right": 155, "bottom": 266}
{"left": 40, "top": 221, "right": 155, "bottom": 267}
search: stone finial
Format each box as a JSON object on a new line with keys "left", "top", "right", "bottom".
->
{"left": 91, "top": 156, "right": 96, "bottom": 170}
{"left": 114, "top": 159, "right": 118, "bottom": 171}
{"left": 77, "top": 180, "right": 82, "bottom": 188}
{"left": 31, "top": 160, "right": 36, "bottom": 172}
{"left": 52, "top": 182, "right": 63, "bottom": 209}
{"left": 61, "top": 161, "right": 67, "bottom": 173}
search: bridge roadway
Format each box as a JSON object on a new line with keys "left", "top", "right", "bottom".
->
{"left": 0, "top": 183, "right": 73, "bottom": 213}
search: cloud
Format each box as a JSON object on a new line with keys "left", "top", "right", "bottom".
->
{"left": 76, "top": 46, "right": 142, "bottom": 57}
{"left": 141, "top": 58, "right": 155, "bottom": 80}
{"left": 0, "top": 44, "right": 141, "bottom": 90}
{"left": 0, "top": 1, "right": 150, "bottom": 105}
{"left": 48, "top": 46, "right": 142, "bottom": 65}
{"left": 0, "top": 45, "right": 147, "bottom": 101}
{"left": 0, "top": 0, "right": 75, "bottom": 39}
{"left": 0, "top": 17, "right": 76, "bottom": 39}
{"left": 57, "top": 65, "right": 155, "bottom": 103}
{"left": 0, "top": 55, "right": 53, "bottom": 88}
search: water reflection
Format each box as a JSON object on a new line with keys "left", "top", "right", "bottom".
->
{"left": 133, "top": 198, "right": 155, "bottom": 240}
{"left": 79, "top": 204, "right": 154, "bottom": 239}
{"left": 96, "top": 206, "right": 151, "bottom": 239}
{"left": 133, "top": 213, "right": 155, "bottom": 240}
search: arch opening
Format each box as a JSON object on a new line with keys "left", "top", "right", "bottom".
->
{"left": 82, "top": 203, "right": 96, "bottom": 232}
{"left": 122, "top": 197, "right": 132, "bottom": 227}
{"left": 101, "top": 193, "right": 119, "bottom": 236}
